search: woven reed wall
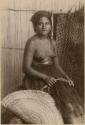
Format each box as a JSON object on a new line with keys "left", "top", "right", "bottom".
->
{"left": 0, "top": 10, "right": 35, "bottom": 98}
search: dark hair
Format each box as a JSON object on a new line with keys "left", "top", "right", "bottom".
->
{"left": 31, "top": 10, "right": 52, "bottom": 31}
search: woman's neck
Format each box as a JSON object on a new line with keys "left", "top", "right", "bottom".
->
{"left": 36, "top": 34, "right": 49, "bottom": 40}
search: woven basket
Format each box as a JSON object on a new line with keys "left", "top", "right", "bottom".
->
{"left": 1, "top": 90, "right": 63, "bottom": 124}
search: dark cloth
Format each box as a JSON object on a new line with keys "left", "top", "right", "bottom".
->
{"left": 22, "top": 62, "right": 83, "bottom": 119}
{"left": 22, "top": 62, "right": 60, "bottom": 90}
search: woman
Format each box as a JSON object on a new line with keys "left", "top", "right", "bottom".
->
{"left": 22, "top": 11, "right": 83, "bottom": 123}
{"left": 23, "top": 11, "right": 74, "bottom": 89}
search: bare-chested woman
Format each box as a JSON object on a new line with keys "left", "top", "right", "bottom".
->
{"left": 23, "top": 11, "right": 74, "bottom": 89}
{"left": 22, "top": 11, "right": 83, "bottom": 123}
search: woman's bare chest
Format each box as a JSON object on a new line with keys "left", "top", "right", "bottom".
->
{"left": 35, "top": 40, "right": 54, "bottom": 58}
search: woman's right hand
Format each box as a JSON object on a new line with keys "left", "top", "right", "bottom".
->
{"left": 44, "top": 76, "right": 57, "bottom": 86}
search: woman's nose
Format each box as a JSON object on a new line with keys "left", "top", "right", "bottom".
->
{"left": 42, "top": 24, "right": 45, "bottom": 29}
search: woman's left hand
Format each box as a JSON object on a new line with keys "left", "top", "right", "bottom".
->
{"left": 68, "top": 79, "right": 74, "bottom": 87}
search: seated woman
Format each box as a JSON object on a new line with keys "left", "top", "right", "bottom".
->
{"left": 7, "top": 11, "right": 83, "bottom": 124}
{"left": 22, "top": 11, "right": 83, "bottom": 123}
{"left": 23, "top": 11, "right": 74, "bottom": 90}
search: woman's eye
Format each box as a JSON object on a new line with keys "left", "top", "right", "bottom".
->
{"left": 38, "top": 22, "right": 50, "bottom": 26}
{"left": 38, "top": 22, "right": 42, "bottom": 25}
{"left": 46, "top": 22, "right": 50, "bottom": 25}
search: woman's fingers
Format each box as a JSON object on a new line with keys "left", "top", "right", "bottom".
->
{"left": 46, "top": 77, "right": 74, "bottom": 87}
{"left": 48, "top": 81, "right": 55, "bottom": 86}
{"left": 48, "top": 77, "right": 56, "bottom": 86}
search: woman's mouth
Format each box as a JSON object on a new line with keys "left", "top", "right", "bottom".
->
{"left": 42, "top": 29, "right": 47, "bottom": 31}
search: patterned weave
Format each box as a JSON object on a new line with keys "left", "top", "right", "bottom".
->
{"left": 53, "top": 7, "right": 84, "bottom": 100}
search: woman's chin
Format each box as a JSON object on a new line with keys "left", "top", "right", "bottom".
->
{"left": 41, "top": 32, "right": 49, "bottom": 36}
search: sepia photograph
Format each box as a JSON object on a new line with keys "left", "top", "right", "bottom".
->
{"left": 0, "top": 0, "right": 84, "bottom": 124}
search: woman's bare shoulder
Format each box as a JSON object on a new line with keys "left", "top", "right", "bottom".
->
{"left": 25, "top": 35, "right": 37, "bottom": 49}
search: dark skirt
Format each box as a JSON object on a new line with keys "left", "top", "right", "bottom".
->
{"left": 22, "top": 63, "right": 83, "bottom": 118}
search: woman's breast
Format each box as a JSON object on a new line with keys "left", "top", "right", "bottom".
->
{"left": 32, "top": 41, "right": 56, "bottom": 66}
{"left": 35, "top": 46, "right": 55, "bottom": 59}
{"left": 33, "top": 51, "right": 56, "bottom": 66}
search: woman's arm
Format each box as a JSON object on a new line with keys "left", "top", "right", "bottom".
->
{"left": 52, "top": 40, "right": 70, "bottom": 79}
{"left": 52, "top": 40, "right": 74, "bottom": 86}
{"left": 54, "top": 57, "right": 74, "bottom": 87}
{"left": 54, "top": 57, "right": 70, "bottom": 79}
{"left": 23, "top": 40, "right": 48, "bottom": 81}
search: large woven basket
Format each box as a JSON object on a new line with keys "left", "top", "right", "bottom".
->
{"left": 1, "top": 90, "right": 64, "bottom": 124}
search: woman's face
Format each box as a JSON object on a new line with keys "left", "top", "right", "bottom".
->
{"left": 35, "top": 16, "right": 51, "bottom": 36}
